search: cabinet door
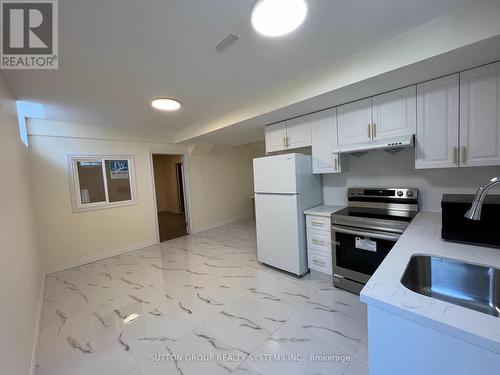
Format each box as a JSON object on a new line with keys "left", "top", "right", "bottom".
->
{"left": 372, "top": 86, "right": 416, "bottom": 140}
{"left": 265, "top": 122, "right": 287, "bottom": 153}
{"left": 460, "top": 62, "right": 500, "bottom": 167}
{"left": 311, "top": 109, "right": 341, "bottom": 174}
{"left": 337, "top": 98, "right": 372, "bottom": 147}
{"left": 286, "top": 115, "right": 312, "bottom": 149}
{"left": 415, "top": 75, "right": 459, "bottom": 169}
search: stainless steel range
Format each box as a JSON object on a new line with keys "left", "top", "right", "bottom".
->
{"left": 331, "top": 188, "right": 419, "bottom": 294}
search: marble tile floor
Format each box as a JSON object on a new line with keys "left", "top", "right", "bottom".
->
{"left": 37, "top": 220, "right": 368, "bottom": 375}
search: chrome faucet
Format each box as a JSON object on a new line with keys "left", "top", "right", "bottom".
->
{"left": 464, "top": 177, "right": 500, "bottom": 221}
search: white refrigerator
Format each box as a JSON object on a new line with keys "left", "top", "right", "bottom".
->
{"left": 253, "top": 153, "right": 322, "bottom": 277}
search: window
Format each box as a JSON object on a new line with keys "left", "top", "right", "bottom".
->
{"left": 68, "top": 155, "right": 137, "bottom": 212}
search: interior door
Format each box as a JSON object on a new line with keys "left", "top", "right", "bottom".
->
{"left": 287, "top": 115, "right": 312, "bottom": 149}
{"left": 255, "top": 193, "right": 301, "bottom": 275}
{"left": 265, "top": 122, "right": 287, "bottom": 153}
{"left": 337, "top": 98, "right": 372, "bottom": 146}
{"left": 372, "top": 86, "right": 416, "bottom": 140}
{"left": 415, "top": 74, "right": 459, "bottom": 169}
{"left": 460, "top": 62, "right": 500, "bottom": 167}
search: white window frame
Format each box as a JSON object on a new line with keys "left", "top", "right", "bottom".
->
{"left": 68, "top": 155, "right": 138, "bottom": 213}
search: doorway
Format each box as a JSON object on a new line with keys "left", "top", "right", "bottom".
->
{"left": 152, "top": 154, "right": 188, "bottom": 242}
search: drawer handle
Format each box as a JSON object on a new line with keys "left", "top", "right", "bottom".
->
{"left": 311, "top": 221, "right": 324, "bottom": 226}
{"left": 313, "top": 259, "right": 325, "bottom": 266}
{"left": 312, "top": 239, "right": 325, "bottom": 246}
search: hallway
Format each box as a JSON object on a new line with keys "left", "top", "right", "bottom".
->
{"left": 158, "top": 211, "right": 188, "bottom": 242}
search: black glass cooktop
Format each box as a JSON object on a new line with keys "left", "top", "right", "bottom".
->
{"left": 333, "top": 207, "right": 418, "bottom": 222}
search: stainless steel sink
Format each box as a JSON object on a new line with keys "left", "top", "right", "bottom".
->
{"left": 401, "top": 255, "right": 500, "bottom": 317}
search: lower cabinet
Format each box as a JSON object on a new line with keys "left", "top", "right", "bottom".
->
{"left": 365, "top": 305, "right": 500, "bottom": 375}
{"left": 306, "top": 214, "right": 332, "bottom": 276}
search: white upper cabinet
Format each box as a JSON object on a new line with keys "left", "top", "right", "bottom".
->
{"left": 337, "top": 98, "right": 372, "bottom": 147}
{"left": 372, "top": 86, "right": 416, "bottom": 140}
{"left": 265, "top": 121, "right": 287, "bottom": 153}
{"left": 264, "top": 61, "right": 499, "bottom": 169}
{"left": 311, "top": 109, "right": 341, "bottom": 174}
{"left": 287, "top": 115, "right": 312, "bottom": 149}
{"left": 265, "top": 115, "right": 312, "bottom": 153}
{"left": 460, "top": 62, "right": 500, "bottom": 167}
{"left": 415, "top": 74, "right": 459, "bottom": 169}
{"left": 337, "top": 87, "right": 416, "bottom": 150}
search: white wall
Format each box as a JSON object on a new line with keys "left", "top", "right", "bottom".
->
{"left": 27, "top": 125, "right": 264, "bottom": 271}
{"left": 28, "top": 135, "right": 182, "bottom": 272}
{"left": 189, "top": 141, "right": 264, "bottom": 232}
{"left": 323, "top": 148, "right": 500, "bottom": 211}
{"left": 0, "top": 75, "right": 43, "bottom": 374}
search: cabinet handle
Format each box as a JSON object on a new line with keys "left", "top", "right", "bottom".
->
{"left": 312, "top": 239, "right": 325, "bottom": 246}
{"left": 462, "top": 146, "right": 467, "bottom": 165}
{"left": 453, "top": 147, "right": 458, "bottom": 165}
{"left": 313, "top": 258, "right": 325, "bottom": 266}
{"left": 372, "top": 123, "right": 377, "bottom": 139}
{"left": 334, "top": 157, "right": 338, "bottom": 171}
{"left": 311, "top": 221, "right": 324, "bottom": 226}
{"left": 368, "top": 124, "right": 371, "bottom": 139}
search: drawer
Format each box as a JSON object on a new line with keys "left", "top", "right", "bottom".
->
{"left": 306, "top": 215, "right": 331, "bottom": 231}
{"left": 307, "top": 229, "right": 331, "bottom": 252}
{"left": 308, "top": 249, "right": 332, "bottom": 276}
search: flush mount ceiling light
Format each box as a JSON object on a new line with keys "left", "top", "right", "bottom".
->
{"left": 251, "top": 0, "right": 308, "bottom": 37}
{"left": 151, "top": 98, "right": 181, "bottom": 111}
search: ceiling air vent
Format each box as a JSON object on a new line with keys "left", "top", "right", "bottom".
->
{"left": 213, "top": 33, "right": 240, "bottom": 53}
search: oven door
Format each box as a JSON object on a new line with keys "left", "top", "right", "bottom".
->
{"left": 332, "top": 225, "right": 400, "bottom": 283}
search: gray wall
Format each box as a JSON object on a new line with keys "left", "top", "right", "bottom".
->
{"left": 323, "top": 148, "right": 500, "bottom": 212}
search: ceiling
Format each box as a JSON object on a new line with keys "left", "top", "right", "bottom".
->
{"left": 3, "top": 0, "right": 470, "bottom": 143}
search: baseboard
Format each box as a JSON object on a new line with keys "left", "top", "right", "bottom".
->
{"left": 30, "top": 272, "right": 46, "bottom": 375}
{"left": 191, "top": 216, "right": 253, "bottom": 234}
{"left": 45, "top": 240, "right": 157, "bottom": 274}
{"left": 158, "top": 209, "right": 181, "bottom": 214}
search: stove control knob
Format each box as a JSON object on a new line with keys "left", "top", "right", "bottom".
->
{"left": 397, "top": 190, "right": 404, "bottom": 197}
{"left": 407, "top": 190, "right": 414, "bottom": 197}
{"left": 357, "top": 190, "right": 363, "bottom": 196}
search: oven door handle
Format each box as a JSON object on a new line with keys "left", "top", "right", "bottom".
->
{"left": 332, "top": 225, "right": 401, "bottom": 242}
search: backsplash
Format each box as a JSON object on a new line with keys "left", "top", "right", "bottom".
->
{"left": 322, "top": 148, "right": 500, "bottom": 212}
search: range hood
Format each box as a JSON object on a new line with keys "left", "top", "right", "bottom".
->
{"left": 339, "top": 135, "right": 414, "bottom": 154}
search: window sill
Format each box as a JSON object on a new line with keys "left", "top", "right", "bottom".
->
{"left": 72, "top": 199, "right": 138, "bottom": 214}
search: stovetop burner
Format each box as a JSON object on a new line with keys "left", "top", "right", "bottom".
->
{"left": 333, "top": 207, "right": 417, "bottom": 222}
{"left": 331, "top": 187, "right": 420, "bottom": 234}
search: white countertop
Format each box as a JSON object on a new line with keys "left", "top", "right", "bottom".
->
{"left": 360, "top": 211, "right": 500, "bottom": 354}
{"left": 303, "top": 204, "right": 344, "bottom": 217}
